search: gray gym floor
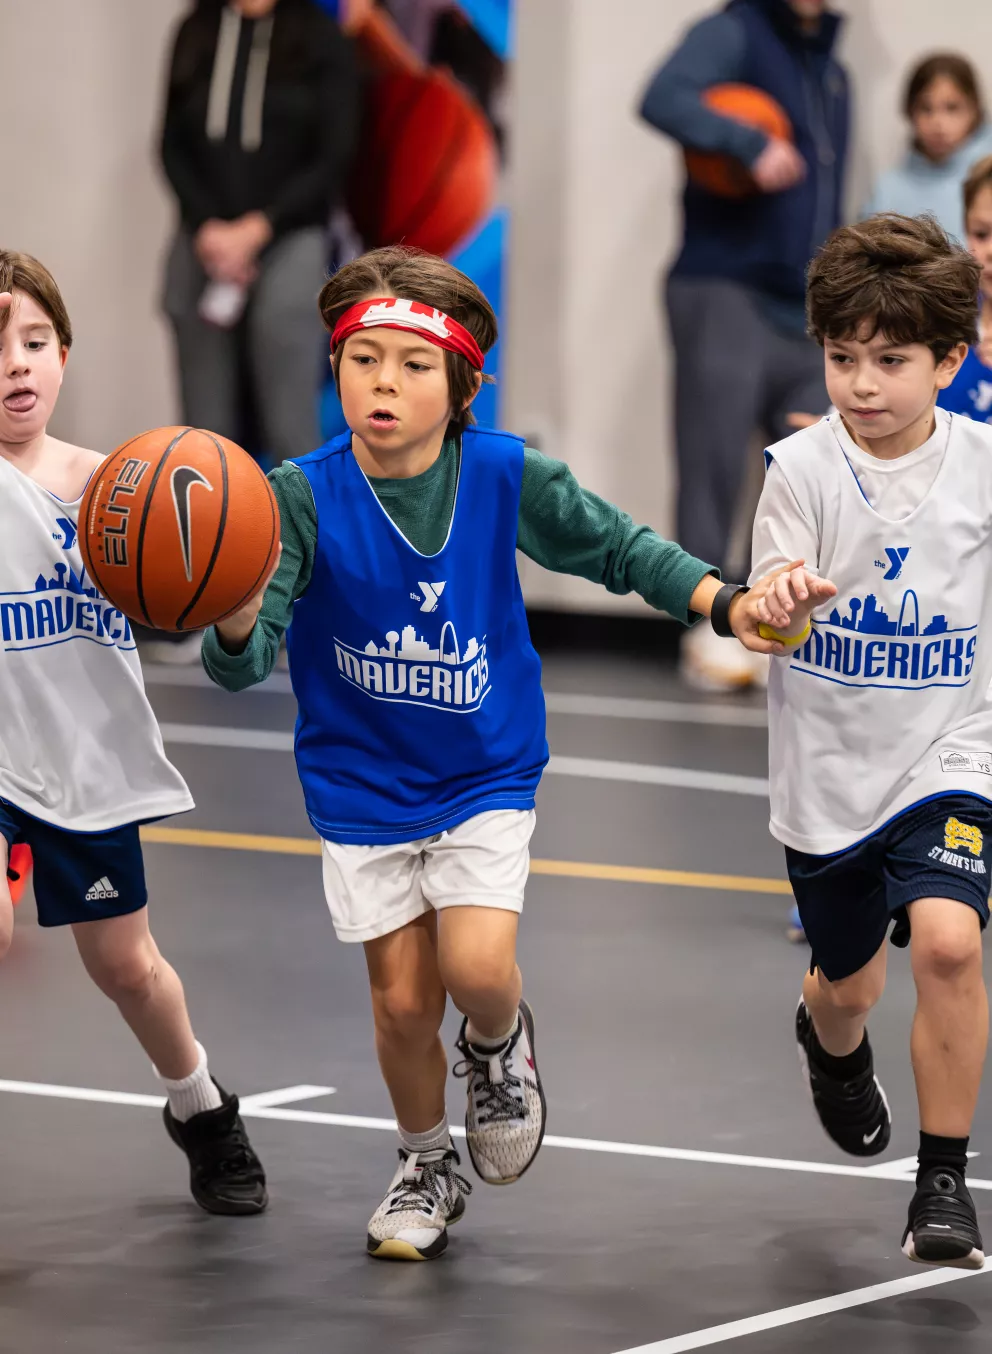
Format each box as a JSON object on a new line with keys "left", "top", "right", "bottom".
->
{"left": 2, "top": 650, "right": 991, "bottom": 1352}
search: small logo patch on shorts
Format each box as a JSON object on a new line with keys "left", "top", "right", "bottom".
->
{"left": 927, "top": 818, "right": 987, "bottom": 874}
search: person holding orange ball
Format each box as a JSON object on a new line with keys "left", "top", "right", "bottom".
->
{"left": 640, "top": 0, "right": 850, "bottom": 693}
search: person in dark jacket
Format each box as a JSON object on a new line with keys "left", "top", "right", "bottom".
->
{"left": 155, "top": 0, "right": 360, "bottom": 663}
{"left": 640, "top": 0, "right": 849, "bottom": 691}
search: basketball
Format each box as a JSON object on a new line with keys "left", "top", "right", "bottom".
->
{"left": 79, "top": 427, "right": 280, "bottom": 633}
{"left": 685, "top": 84, "right": 793, "bottom": 198}
{"left": 347, "top": 69, "right": 498, "bottom": 256}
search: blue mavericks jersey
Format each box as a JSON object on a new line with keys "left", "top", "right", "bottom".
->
{"left": 938, "top": 347, "right": 992, "bottom": 423}
{"left": 287, "top": 428, "right": 548, "bottom": 844}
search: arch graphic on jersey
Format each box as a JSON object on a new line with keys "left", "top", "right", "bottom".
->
{"left": 170, "top": 466, "right": 214, "bottom": 582}
{"left": 897, "top": 590, "right": 919, "bottom": 637}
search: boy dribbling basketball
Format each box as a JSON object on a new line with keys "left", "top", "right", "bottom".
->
{"left": 0, "top": 251, "right": 266, "bottom": 1215}
{"left": 202, "top": 244, "right": 781, "bottom": 1259}
{"left": 749, "top": 213, "right": 991, "bottom": 1268}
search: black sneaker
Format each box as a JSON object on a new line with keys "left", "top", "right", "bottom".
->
{"left": 164, "top": 1081, "right": 268, "bottom": 1216}
{"left": 903, "top": 1167, "right": 985, "bottom": 1269}
{"left": 795, "top": 999, "right": 891, "bottom": 1157}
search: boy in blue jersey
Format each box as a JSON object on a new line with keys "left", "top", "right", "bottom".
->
{"left": 0, "top": 253, "right": 266, "bottom": 1216}
{"left": 202, "top": 245, "right": 780, "bottom": 1260}
{"left": 939, "top": 156, "right": 992, "bottom": 424}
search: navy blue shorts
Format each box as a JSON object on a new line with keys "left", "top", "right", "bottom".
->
{"left": 786, "top": 795, "right": 992, "bottom": 983}
{"left": 0, "top": 799, "right": 147, "bottom": 927}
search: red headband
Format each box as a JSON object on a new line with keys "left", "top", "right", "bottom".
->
{"left": 330, "top": 297, "right": 485, "bottom": 371}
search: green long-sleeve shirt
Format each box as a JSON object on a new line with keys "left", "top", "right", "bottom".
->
{"left": 201, "top": 440, "right": 716, "bottom": 690}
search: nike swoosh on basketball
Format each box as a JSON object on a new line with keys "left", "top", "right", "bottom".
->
{"left": 170, "top": 465, "right": 214, "bottom": 582}
{"left": 863, "top": 1125, "right": 882, "bottom": 1146}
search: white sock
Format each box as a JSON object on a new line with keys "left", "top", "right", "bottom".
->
{"left": 466, "top": 1013, "right": 519, "bottom": 1051}
{"left": 398, "top": 1115, "right": 451, "bottom": 1157}
{"left": 157, "top": 1041, "right": 223, "bottom": 1123}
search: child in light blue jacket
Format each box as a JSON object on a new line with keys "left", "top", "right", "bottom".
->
{"left": 866, "top": 53, "right": 992, "bottom": 243}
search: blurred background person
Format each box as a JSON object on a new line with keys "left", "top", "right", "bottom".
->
{"left": 938, "top": 154, "right": 992, "bottom": 424}
{"left": 153, "top": 0, "right": 360, "bottom": 663}
{"left": 865, "top": 54, "right": 992, "bottom": 243}
{"left": 640, "top": 0, "right": 849, "bottom": 693}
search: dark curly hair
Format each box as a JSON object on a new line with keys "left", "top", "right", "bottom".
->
{"left": 806, "top": 213, "right": 981, "bottom": 360}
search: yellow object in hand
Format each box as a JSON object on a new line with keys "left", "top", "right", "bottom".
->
{"left": 758, "top": 619, "right": 811, "bottom": 648}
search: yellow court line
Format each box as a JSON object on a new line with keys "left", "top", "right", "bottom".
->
{"left": 140, "top": 825, "right": 791, "bottom": 897}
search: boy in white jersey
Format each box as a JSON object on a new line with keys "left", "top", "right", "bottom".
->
{"left": 0, "top": 252, "right": 266, "bottom": 1215}
{"left": 746, "top": 213, "right": 990, "bottom": 1268}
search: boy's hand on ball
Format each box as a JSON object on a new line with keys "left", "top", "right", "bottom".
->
{"left": 215, "top": 543, "right": 282, "bottom": 653}
{"left": 749, "top": 561, "right": 837, "bottom": 635}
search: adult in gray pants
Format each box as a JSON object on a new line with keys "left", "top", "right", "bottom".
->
{"left": 154, "top": 0, "right": 360, "bottom": 661}
{"left": 641, "top": 0, "right": 849, "bottom": 691}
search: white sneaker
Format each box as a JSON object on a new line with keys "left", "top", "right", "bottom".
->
{"left": 140, "top": 632, "right": 204, "bottom": 666}
{"left": 679, "top": 621, "right": 754, "bottom": 693}
{"left": 453, "top": 1000, "right": 546, "bottom": 1185}
{"left": 366, "top": 1146, "right": 471, "bottom": 1261}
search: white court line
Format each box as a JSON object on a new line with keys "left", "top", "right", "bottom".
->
{"left": 143, "top": 665, "right": 769, "bottom": 729}
{"left": 238, "top": 1084, "right": 335, "bottom": 1110}
{"left": 611, "top": 1266, "right": 989, "bottom": 1353}
{"left": 157, "top": 723, "right": 769, "bottom": 796}
{"left": 1, "top": 1077, "right": 989, "bottom": 1189}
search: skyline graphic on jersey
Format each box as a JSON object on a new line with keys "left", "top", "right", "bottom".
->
{"left": 362, "top": 622, "right": 480, "bottom": 665}
{"left": 826, "top": 591, "right": 950, "bottom": 638}
{"left": 33, "top": 561, "right": 100, "bottom": 598}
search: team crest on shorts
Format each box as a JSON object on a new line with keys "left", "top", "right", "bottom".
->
{"left": 927, "top": 817, "right": 987, "bottom": 874}
{"left": 944, "top": 817, "right": 984, "bottom": 857}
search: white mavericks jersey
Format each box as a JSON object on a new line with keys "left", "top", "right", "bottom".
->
{"left": 0, "top": 456, "right": 193, "bottom": 831}
{"left": 756, "top": 411, "right": 992, "bottom": 856}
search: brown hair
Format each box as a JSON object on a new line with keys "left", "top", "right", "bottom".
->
{"left": 905, "top": 53, "right": 984, "bottom": 130}
{"left": 806, "top": 213, "right": 981, "bottom": 359}
{"left": 0, "top": 250, "right": 73, "bottom": 349}
{"left": 318, "top": 246, "right": 496, "bottom": 437}
{"left": 964, "top": 154, "right": 992, "bottom": 219}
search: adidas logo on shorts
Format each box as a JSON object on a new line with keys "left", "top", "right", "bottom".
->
{"left": 85, "top": 876, "right": 119, "bottom": 901}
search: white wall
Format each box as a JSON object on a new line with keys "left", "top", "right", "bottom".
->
{"left": 1, "top": 0, "right": 187, "bottom": 449}
{"left": 505, "top": 0, "right": 992, "bottom": 613}
{"left": 3, "top": 1, "right": 991, "bottom": 616}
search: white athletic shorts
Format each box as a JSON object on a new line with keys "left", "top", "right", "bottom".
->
{"left": 320, "top": 809, "right": 536, "bottom": 943}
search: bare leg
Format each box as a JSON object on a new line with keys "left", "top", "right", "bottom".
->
{"left": 364, "top": 912, "right": 448, "bottom": 1134}
{"left": 909, "top": 897, "right": 988, "bottom": 1138}
{"left": 436, "top": 906, "right": 521, "bottom": 1040}
{"left": 72, "top": 909, "right": 198, "bottom": 1079}
{"left": 802, "top": 940, "right": 888, "bottom": 1055}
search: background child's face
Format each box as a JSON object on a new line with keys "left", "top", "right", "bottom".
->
{"left": 0, "top": 290, "right": 66, "bottom": 446}
{"left": 912, "top": 75, "right": 978, "bottom": 161}
{"left": 338, "top": 321, "right": 452, "bottom": 454}
{"left": 967, "top": 184, "right": 992, "bottom": 304}
{"left": 824, "top": 326, "right": 964, "bottom": 443}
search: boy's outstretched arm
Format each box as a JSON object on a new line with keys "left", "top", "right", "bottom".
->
{"left": 517, "top": 448, "right": 776, "bottom": 650}
{"left": 200, "top": 465, "right": 316, "bottom": 691}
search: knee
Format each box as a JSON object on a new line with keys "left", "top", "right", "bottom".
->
{"left": 372, "top": 981, "right": 445, "bottom": 1047}
{"left": 914, "top": 927, "right": 983, "bottom": 985}
{"left": 440, "top": 948, "right": 518, "bottom": 1012}
{"left": 815, "top": 968, "right": 884, "bottom": 1020}
{"left": 88, "top": 946, "right": 158, "bottom": 1005}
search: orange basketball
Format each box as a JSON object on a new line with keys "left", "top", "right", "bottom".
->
{"left": 80, "top": 427, "right": 280, "bottom": 633}
{"left": 685, "top": 84, "right": 793, "bottom": 198}
{"left": 348, "top": 69, "right": 498, "bottom": 256}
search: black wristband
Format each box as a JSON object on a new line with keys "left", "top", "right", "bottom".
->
{"left": 710, "top": 583, "right": 749, "bottom": 638}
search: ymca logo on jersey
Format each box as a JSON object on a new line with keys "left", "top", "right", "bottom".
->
{"left": 411, "top": 581, "right": 445, "bottom": 613}
{"left": 333, "top": 584, "right": 489, "bottom": 712}
{"left": 790, "top": 584, "right": 977, "bottom": 690}
{"left": 874, "top": 546, "right": 910, "bottom": 580}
